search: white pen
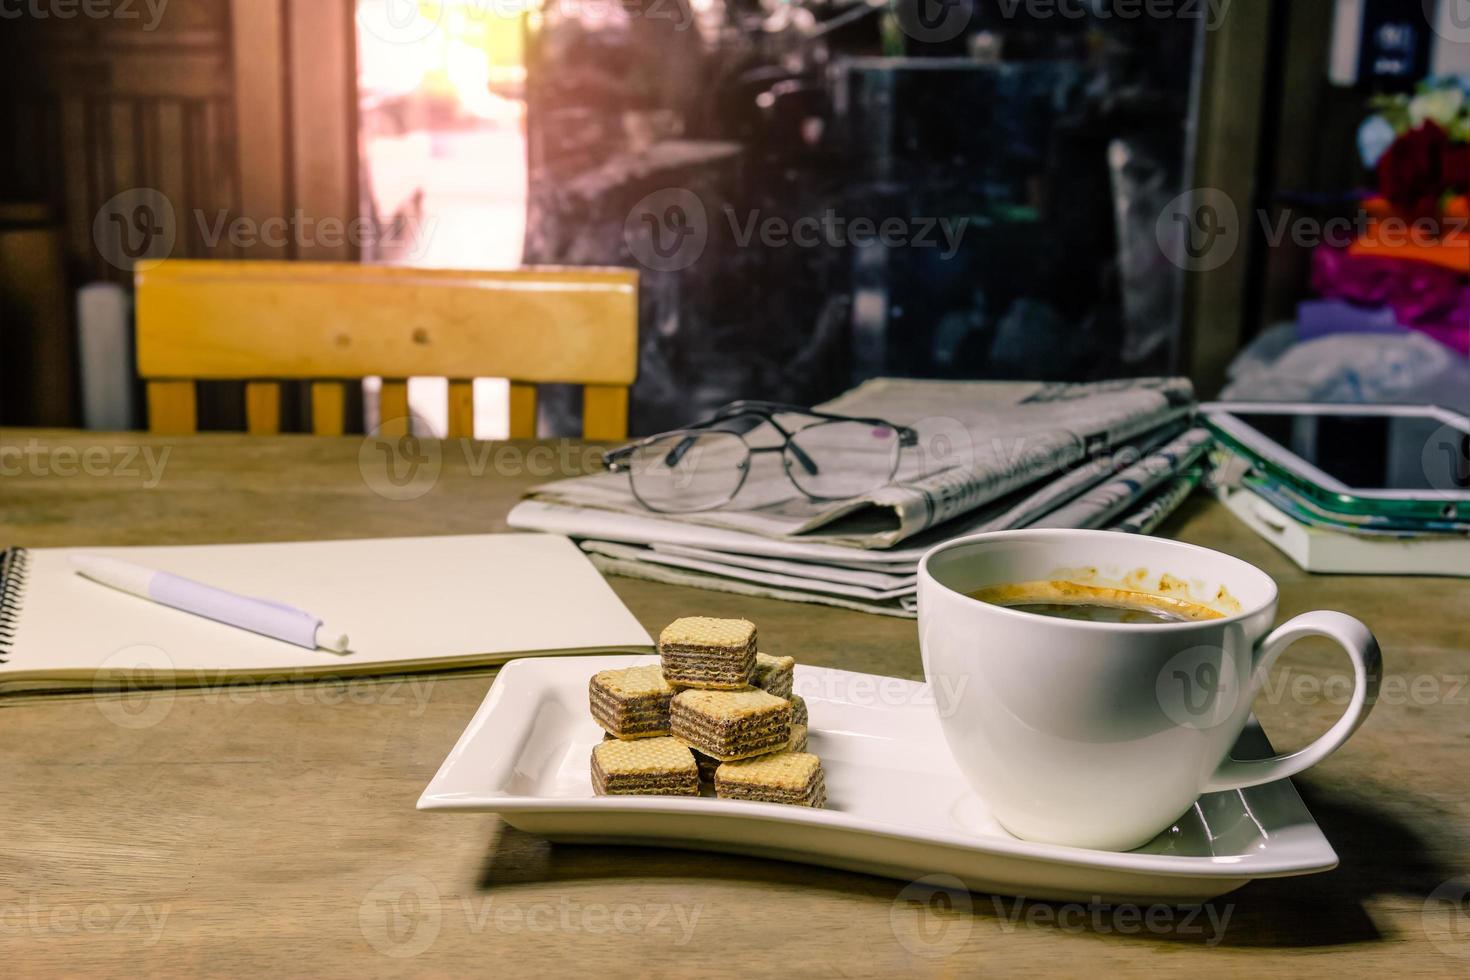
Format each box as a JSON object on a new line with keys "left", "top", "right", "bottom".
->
{"left": 70, "top": 554, "right": 349, "bottom": 652}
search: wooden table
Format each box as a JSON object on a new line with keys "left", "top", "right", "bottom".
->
{"left": 2, "top": 430, "right": 1467, "bottom": 977}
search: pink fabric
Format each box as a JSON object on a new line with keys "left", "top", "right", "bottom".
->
{"left": 1312, "top": 245, "right": 1469, "bottom": 356}
{"left": 1313, "top": 245, "right": 1467, "bottom": 325}
{"left": 1408, "top": 321, "right": 1470, "bottom": 357}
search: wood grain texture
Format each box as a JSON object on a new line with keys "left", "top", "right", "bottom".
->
{"left": 134, "top": 261, "right": 640, "bottom": 383}
{"left": 447, "top": 380, "right": 475, "bottom": 439}
{"left": 310, "top": 381, "right": 346, "bottom": 436}
{"left": 145, "top": 381, "right": 197, "bottom": 434}
{"left": 244, "top": 382, "right": 282, "bottom": 435}
{"left": 509, "top": 382, "right": 538, "bottom": 439}
{"left": 378, "top": 380, "right": 410, "bottom": 438}
{"left": 286, "top": 0, "right": 357, "bottom": 263}
{"left": 1, "top": 430, "right": 1467, "bottom": 977}
{"left": 583, "top": 384, "right": 630, "bottom": 441}
{"left": 228, "top": 0, "right": 289, "bottom": 260}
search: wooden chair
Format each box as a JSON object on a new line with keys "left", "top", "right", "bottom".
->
{"left": 134, "top": 260, "right": 639, "bottom": 439}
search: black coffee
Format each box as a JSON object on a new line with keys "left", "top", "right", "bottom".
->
{"left": 968, "top": 580, "right": 1223, "bottom": 624}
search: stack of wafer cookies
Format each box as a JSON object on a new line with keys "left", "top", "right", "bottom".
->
{"left": 587, "top": 616, "right": 824, "bottom": 807}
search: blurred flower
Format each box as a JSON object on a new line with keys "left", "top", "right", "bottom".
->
{"left": 1447, "top": 143, "right": 1470, "bottom": 191}
{"left": 1362, "top": 78, "right": 1469, "bottom": 221}
{"left": 1368, "top": 93, "right": 1413, "bottom": 135}
{"left": 1377, "top": 122, "right": 1452, "bottom": 215}
{"left": 1409, "top": 86, "right": 1466, "bottom": 129}
{"left": 1358, "top": 114, "right": 1398, "bottom": 168}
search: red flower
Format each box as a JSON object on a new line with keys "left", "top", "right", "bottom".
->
{"left": 1377, "top": 122, "right": 1452, "bottom": 216}
{"left": 1447, "top": 142, "right": 1470, "bottom": 192}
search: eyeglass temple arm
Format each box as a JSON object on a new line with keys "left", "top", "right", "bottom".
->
{"left": 601, "top": 444, "right": 636, "bottom": 470}
{"left": 604, "top": 429, "right": 721, "bottom": 472}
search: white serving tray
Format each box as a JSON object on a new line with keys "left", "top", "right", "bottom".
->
{"left": 419, "top": 656, "right": 1337, "bottom": 903}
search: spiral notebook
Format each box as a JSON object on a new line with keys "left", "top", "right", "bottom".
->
{"left": 0, "top": 534, "right": 654, "bottom": 695}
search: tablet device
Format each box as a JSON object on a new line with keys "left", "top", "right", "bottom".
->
{"left": 1200, "top": 402, "right": 1470, "bottom": 524}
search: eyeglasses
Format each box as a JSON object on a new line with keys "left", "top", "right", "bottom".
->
{"left": 602, "top": 400, "right": 920, "bottom": 513}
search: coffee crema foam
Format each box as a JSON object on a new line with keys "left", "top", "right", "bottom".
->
{"left": 968, "top": 580, "right": 1225, "bottom": 623}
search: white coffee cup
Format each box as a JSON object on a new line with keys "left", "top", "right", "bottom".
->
{"left": 918, "top": 529, "right": 1382, "bottom": 851}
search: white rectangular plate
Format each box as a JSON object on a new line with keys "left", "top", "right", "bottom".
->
{"left": 419, "top": 656, "right": 1337, "bottom": 903}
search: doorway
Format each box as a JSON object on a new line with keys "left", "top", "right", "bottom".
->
{"left": 356, "top": 0, "right": 529, "bottom": 437}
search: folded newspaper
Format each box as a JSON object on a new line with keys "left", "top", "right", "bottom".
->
{"left": 508, "top": 378, "right": 1211, "bottom": 616}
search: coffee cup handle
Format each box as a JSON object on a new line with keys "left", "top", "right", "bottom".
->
{"left": 1203, "top": 610, "right": 1382, "bottom": 793}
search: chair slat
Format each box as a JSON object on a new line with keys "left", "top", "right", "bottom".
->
{"left": 135, "top": 262, "right": 639, "bottom": 383}
{"left": 147, "top": 381, "right": 198, "bottom": 434}
{"left": 583, "top": 384, "right": 628, "bottom": 441}
{"left": 508, "top": 382, "right": 537, "bottom": 439}
{"left": 379, "top": 379, "right": 410, "bottom": 437}
{"left": 245, "top": 382, "right": 282, "bottom": 435}
{"left": 310, "top": 381, "right": 345, "bottom": 436}
{"left": 447, "top": 380, "right": 474, "bottom": 439}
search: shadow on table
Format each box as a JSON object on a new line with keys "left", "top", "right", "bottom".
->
{"left": 475, "top": 823, "right": 899, "bottom": 899}
{"left": 1193, "top": 777, "right": 1456, "bottom": 948}
{"left": 475, "top": 776, "right": 1453, "bottom": 950}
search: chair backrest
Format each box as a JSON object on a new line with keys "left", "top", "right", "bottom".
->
{"left": 135, "top": 260, "right": 639, "bottom": 439}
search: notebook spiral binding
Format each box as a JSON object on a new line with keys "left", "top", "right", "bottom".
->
{"left": 0, "top": 547, "right": 28, "bottom": 664}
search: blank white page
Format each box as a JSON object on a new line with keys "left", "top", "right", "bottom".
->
{"left": 0, "top": 534, "right": 652, "bottom": 689}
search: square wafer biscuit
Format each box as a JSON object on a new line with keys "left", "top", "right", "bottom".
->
{"left": 692, "top": 723, "right": 807, "bottom": 782}
{"left": 751, "top": 652, "right": 795, "bottom": 699}
{"left": 659, "top": 617, "right": 756, "bottom": 690}
{"left": 787, "top": 723, "right": 808, "bottom": 753}
{"left": 670, "top": 688, "right": 791, "bottom": 761}
{"left": 715, "top": 751, "right": 825, "bottom": 807}
{"left": 788, "top": 694, "right": 808, "bottom": 727}
{"left": 590, "top": 665, "right": 675, "bottom": 739}
{"left": 591, "top": 736, "right": 699, "bottom": 796}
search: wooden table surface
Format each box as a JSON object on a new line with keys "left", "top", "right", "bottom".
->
{"left": 2, "top": 429, "right": 1467, "bottom": 978}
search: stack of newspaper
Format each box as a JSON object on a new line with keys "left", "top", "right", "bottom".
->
{"left": 508, "top": 378, "right": 1212, "bottom": 617}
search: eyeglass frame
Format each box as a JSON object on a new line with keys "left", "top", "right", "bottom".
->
{"left": 601, "top": 400, "right": 920, "bottom": 511}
